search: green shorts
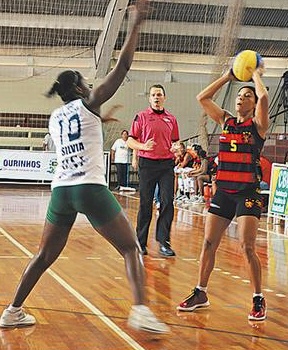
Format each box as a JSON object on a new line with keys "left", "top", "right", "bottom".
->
{"left": 46, "top": 184, "right": 122, "bottom": 227}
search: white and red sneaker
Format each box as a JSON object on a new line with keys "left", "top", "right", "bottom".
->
{"left": 248, "top": 296, "right": 267, "bottom": 321}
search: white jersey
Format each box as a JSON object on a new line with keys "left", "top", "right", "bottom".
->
{"left": 49, "top": 99, "right": 107, "bottom": 189}
{"left": 111, "top": 138, "right": 129, "bottom": 163}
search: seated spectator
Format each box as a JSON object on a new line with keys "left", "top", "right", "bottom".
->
{"left": 196, "top": 154, "right": 218, "bottom": 201}
{"left": 187, "top": 149, "right": 208, "bottom": 203}
{"left": 173, "top": 142, "right": 195, "bottom": 197}
{"left": 186, "top": 143, "right": 202, "bottom": 169}
{"left": 174, "top": 143, "right": 198, "bottom": 202}
{"left": 174, "top": 142, "right": 194, "bottom": 168}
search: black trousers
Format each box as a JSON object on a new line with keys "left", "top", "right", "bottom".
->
{"left": 136, "top": 157, "right": 175, "bottom": 248}
{"left": 115, "top": 163, "right": 128, "bottom": 187}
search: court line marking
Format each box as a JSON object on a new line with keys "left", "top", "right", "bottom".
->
{"left": 120, "top": 192, "right": 287, "bottom": 237}
{"left": 119, "top": 194, "right": 288, "bottom": 299}
{"left": 0, "top": 226, "right": 146, "bottom": 350}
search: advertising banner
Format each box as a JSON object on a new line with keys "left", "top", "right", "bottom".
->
{"left": 0, "top": 150, "right": 57, "bottom": 181}
{"left": 0, "top": 150, "right": 110, "bottom": 183}
{"left": 268, "top": 163, "right": 288, "bottom": 216}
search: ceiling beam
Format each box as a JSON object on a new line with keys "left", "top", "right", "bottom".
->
{"left": 94, "top": 0, "right": 129, "bottom": 78}
{"left": 1, "top": 13, "right": 286, "bottom": 43}
{"left": 152, "top": 0, "right": 288, "bottom": 10}
{"left": 0, "top": 13, "right": 103, "bottom": 30}
{"left": 140, "top": 21, "right": 288, "bottom": 41}
{"left": 0, "top": 52, "right": 286, "bottom": 80}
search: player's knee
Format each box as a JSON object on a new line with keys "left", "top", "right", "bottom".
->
{"left": 241, "top": 242, "right": 254, "bottom": 260}
{"left": 120, "top": 241, "right": 139, "bottom": 257}
{"left": 33, "top": 253, "right": 53, "bottom": 271}
{"left": 203, "top": 238, "right": 213, "bottom": 251}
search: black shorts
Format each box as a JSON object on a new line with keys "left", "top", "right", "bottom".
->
{"left": 208, "top": 188, "right": 263, "bottom": 220}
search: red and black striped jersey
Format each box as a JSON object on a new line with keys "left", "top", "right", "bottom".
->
{"left": 216, "top": 117, "right": 264, "bottom": 192}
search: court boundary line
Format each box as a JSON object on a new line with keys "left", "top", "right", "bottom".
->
{"left": 118, "top": 191, "right": 287, "bottom": 237}
{"left": 117, "top": 192, "right": 287, "bottom": 299}
{"left": 0, "top": 226, "right": 147, "bottom": 350}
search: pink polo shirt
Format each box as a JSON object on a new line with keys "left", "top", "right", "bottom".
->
{"left": 129, "top": 107, "right": 180, "bottom": 160}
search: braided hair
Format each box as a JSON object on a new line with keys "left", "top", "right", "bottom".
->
{"left": 46, "top": 70, "right": 83, "bottom": 103}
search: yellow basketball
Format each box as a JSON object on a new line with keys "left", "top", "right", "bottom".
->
{"left": 232, "top": 50, "right": 262, "bottom": 82}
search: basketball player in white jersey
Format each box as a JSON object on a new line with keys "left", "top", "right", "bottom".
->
{"left": 0, "top": 0, "right": 169, "bottom": 334}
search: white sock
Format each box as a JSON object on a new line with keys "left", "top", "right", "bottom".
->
{"left": 253, "top": 293, "right": 263, "bottom": 298}
{"left": 132, "top": 304, "right": 149, "bottom": 311}
{"left": 7, "top": 304, "right": 21, "bottom": 312}
{"left": 196, "top": 285, "right": 208, "bottom": 293}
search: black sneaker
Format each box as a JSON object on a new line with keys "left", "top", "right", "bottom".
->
{"left": 248, "top": 296, "right": 267, "bottom": 321}
{"left": 177, "top": 287, "right": 210, "bottom": 311}
{"left": 159, "top": 245, "right": 175, "bottom": 257}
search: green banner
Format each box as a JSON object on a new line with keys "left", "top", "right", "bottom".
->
{"left": 268, "top": 164, "right": 288, "bottom": 216}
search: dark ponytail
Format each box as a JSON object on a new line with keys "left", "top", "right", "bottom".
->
{"left": 45, "top": 70, "right": 83, "bottom": 102}
{"left": 46, "top": 81, "right": 60, "bottom": 98}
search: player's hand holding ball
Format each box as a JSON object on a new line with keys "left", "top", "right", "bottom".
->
{"left": 231, "top": 50, "right": 263, "bottom": 82}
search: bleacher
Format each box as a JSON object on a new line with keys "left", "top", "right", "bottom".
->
{"left": 0, "top": 126, "right": 47, "bottom": 151}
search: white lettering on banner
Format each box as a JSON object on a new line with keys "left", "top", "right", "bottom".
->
{"left": 278, "top": 170, "right": 288, "bottom": 189}
{"left": 274, "top": 196, "right": 286, "bottom": 205}
{"left": 275, "top": 190, "right": 287, "bottom": 198}
{"left": 272, "top": 203, "right": 285, "bottom": 212}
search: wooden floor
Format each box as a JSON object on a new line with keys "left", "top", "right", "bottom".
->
{"left": 0, "top": 186, "right": 287, "bottom": 350}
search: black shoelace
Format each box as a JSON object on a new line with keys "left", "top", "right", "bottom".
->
{"left": 253, "top": 296, "right": 263, "bottom": 312}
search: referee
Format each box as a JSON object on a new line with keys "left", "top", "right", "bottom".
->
{"left": 127, "top": 84, "right": 180, "bottom": 257}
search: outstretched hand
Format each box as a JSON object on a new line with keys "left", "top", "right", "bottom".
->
{"left": 101, "top": 104, "right": 123, "bottom": 123}
{"left": 128, "top": 0, "right": 150, "bottom": 26}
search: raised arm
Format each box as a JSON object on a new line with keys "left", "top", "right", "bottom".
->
{"left": 251, "top": 67, "right": 269, "bottom": 139}
{"left": 196, "top": 70, "right": 234, "bottom": 127}
{"left": 87, "top": 0, "right": 149, "bottom": 112}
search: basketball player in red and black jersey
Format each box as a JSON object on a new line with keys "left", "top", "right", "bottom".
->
{"left": 177, "top": 65, "right": 269, "bottom": 321}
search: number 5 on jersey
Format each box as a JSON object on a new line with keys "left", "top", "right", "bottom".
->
{"left": 230, "top": 139, "right": 237, "bottom": 152}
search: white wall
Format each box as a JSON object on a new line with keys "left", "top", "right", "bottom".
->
{"left": 0, "top": 73, "right": 285, "bottom": 147}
